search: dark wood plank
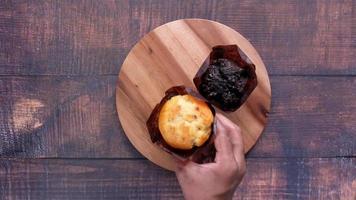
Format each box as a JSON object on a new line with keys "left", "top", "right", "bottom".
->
{"left": 249, "top": 76, "right": 356, "bottom": 158}
{"left": 1, "top": 76, "right": 355, "bottom": 158}
{"left": 0, "top": 76, "right": 140, "bottom": 158}
{"left": 0, "top": 0, "right": 354, "bottom": 75}
{"left": 0, "top": 158, "right": 354, "bottom": 199}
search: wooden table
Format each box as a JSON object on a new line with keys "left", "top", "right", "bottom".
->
{"left": 0, "top": 1, "right": 355, "bottom": 199}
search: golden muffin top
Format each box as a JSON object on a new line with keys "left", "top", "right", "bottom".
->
{"left": 158, "top": 94, "right": 214, "bottom": 150}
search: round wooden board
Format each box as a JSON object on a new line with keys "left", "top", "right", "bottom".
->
{"left": 116, "top": 19, "right": 271, "bottom": 171}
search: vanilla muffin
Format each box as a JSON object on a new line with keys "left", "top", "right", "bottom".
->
{"left": 158, "top": 94, "right": 214, "bottom": 150}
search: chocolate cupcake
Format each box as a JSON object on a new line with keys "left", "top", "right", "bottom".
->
{"left": 194, "top": 45, "right": 257, "bottom": 112}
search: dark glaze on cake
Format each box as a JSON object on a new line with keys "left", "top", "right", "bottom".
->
{"left": 194, "top": 45, "right": 257, "bottom": 112}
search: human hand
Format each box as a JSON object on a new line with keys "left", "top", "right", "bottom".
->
{"left": 175, "top": 113, "right": 246, "bottom": 200}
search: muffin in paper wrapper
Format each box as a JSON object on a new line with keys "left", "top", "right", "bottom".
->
{"left": 193, "top": 45, "right": 257, "bottom": 112}
{"left": 146, "top": 86, "right": 216, "bottom": 164}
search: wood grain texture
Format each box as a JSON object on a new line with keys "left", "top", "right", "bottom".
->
{"left": 0, "top": 0, "right": 354, "bottom": 75}
{"left": 250, "top": 76, "right": 356, "bottom": 158}
{"left": 1, "top": 76, "right": 355, "bottom": 158}
{"left": 0, "top": 158, "right": 354, "bottom": 200}
{"left": 0, "top": 76, "right": 140, "bottom": 158}
{"left": 116, "top": 19, "right": 271, "bottom": 170}
{"left": 0, "top": 0, "right": 355, "bottom": 198}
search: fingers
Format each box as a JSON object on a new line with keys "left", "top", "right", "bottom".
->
{"left": 215, "top": 114, "right": 245, "bottom": 171}
{"left": 216, "top": 114, "right": 244, "bottom": 154}
{"left": 214, "top": 117, "right": 235, "bottom": 164}
{"left": 176, "top": 114, "right": 245, "bottom": 174}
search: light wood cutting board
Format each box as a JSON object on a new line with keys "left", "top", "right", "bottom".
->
{"left": 116, "top": 19, "right": 271, "bottom": 171}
